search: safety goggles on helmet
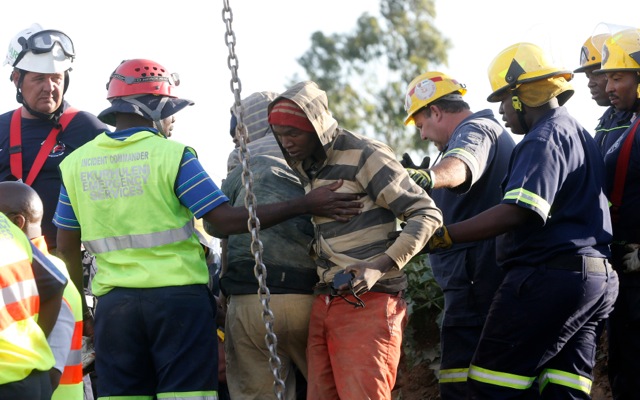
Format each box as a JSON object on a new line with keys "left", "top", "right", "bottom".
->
{"left": 106, "top": 59, "right": 180, "bottom": 99}
{"left": 12, "top": 30, "right": 75, "bottom": 68}
{"left": 109, "top": 71, "right": 180, "bottom": 87}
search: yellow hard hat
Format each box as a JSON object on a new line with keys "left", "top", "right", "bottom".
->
{"left": 403, "top": 71, "right": 466, "bottom": 126}
{"left": 598, "top": 28, "right": 640, "bottom": 73}
{"left": 574, "top": 34, "right": 610, "bottom": 73}
{"left": 487, "top": 42, "right": 573, "bottom": 103}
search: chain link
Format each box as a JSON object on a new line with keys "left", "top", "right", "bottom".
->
{"left": 221, "top": 2, "right": 286, "bottom": 398}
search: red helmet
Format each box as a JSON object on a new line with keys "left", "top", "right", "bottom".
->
{"left": 106, "top": 59, "right": 180, "bottom": 99}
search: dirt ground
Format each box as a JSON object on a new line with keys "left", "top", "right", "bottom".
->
{"left": 394, "top": 321, "right": 613, "bottom": 400}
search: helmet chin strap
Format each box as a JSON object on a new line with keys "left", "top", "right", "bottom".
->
{"left": 510, "top": 89, "right": 529, "bottom": 134}
{"left": 122, "top": 95, "right": 170, "bottom": 137}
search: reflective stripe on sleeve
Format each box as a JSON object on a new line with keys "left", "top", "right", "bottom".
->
{"left": 443, "top": 147, "right": 480, "bottom": 175}
{"left": 503, "top": 188, "right": 551, "bottom": 217}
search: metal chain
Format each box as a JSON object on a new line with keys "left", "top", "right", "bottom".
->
{"left": 221, "top": 2, "right": 286, "bottom": 399}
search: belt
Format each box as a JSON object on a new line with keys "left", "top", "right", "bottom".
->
{"left": 313, "top": 282, "right": 403, "bottom": 296}
{"left": 545, "top": 255, "right": 610, "bottom": 273}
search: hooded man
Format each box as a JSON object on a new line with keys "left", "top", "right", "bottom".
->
{"left": 268, "top": 80, "right": 443, "bottom": 399}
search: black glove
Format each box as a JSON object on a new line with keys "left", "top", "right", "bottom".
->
{"left": 401, "top": 153, "right": 434, "bottom": 193}
{"left": 401, "top": 153, "right": 431, "bottom": 169}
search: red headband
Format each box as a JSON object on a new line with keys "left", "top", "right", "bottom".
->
{"left": 268, "top": 99, "right": 315, "bottom": 133}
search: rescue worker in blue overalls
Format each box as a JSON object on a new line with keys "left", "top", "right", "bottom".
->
{"left": 401, "top": 71, "right": 515, "bottom": 399}
{"left": 593, "top": 27, "right": 640, "bottom": 399}
{"left": 425, "top": 42, "right": 620, "bottom": 399}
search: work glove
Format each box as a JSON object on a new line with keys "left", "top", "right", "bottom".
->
{"left": 407, "top": 168, "right": 435, "bottom": 192}
{"left": 622, "top": 244, "right": 640, "bottom": 273}
{"left": 401, "top": 153, "right": 431, "bottom": 170}
{"left": 420, "top": 226, "right": 453, "bottom": 254}
{"left": 401, "top": 153, "right": 434, "bottom": 193}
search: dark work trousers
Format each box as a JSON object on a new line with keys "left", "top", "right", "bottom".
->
{"left": 468, "top": 263, "right": 618, "bottom": 399}
{"left": 94, "top": 284, "right": 218, "bottom": 398}
{"left": 607, "top": 271, "right": 640, "bottom": 399}
{"left": 439, "top": 325, "right": 484, "bottom": 399}
{"left": 432, "top": 242, "right": 504, "bottom": 400}
{"left": 0, "top": 369, "right": 52, "bottom": 400}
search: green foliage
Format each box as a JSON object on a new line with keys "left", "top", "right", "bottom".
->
{"left": 294, "top": 0, "right": 451, "bottom": 155}
{"left": 402, "top": 254, "right": 444, "bottom": 367}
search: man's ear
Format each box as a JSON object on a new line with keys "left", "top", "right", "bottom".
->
{"left": 8, "top": 213, "right": 26, "bottom": 230}
{"left": 430, "top": 104, "right": 443, "bottom": 121}
{"left": 10, "top": 70, "right": 19, "bottom": 86}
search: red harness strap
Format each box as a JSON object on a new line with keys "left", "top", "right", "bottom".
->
{"left": 9, "top": 107, "right": 79, "bottom": 186}
{"left": 610, "top": 117, "right": 640, "bottom": 223}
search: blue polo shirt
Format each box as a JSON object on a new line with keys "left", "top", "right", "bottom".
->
{"left": 497, "top": 107, "right": 612, "bottom": 268}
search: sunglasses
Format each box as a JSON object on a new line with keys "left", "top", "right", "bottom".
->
{"left": 13, "top": 30, "right": 75, "bottom": 67}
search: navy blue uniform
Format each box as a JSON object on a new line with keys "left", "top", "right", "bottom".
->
{"left": 594, "top": 107, "right": 632, "bottom": 156}
{"left": 602, "top": 116, "right": 640, "bottom": 398}
{"left": 468, "top": 107, "right": 619, "bottom": 399}
{"left": 429, "top": 109, "right": 515, "bottom": 398}
{"left": 0, "top": 101, "right": 107, "bottom": 249}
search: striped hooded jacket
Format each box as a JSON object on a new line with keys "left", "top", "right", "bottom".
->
{"left": 268, "top": 81, "right": 443, "bottom": 292}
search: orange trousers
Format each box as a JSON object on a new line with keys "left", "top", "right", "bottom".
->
{"left": 306, "top": 292, "right": 407, "bottom": 400}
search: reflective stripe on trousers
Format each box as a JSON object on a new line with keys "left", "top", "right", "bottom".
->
{"left": 439, "top": 367, "right": 469, "bottom": 383}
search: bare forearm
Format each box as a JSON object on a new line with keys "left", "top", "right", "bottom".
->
{"left": 56, "top": 230, "right": 87, "bottom": 313}
{"left": 205, "top": 180, "right": 362, "bottom": 237}
{"left": 447, "top": 203, "right": 536, "bottom": 243}
{"left": 431, "top": 157, "right": 469, "bottom": 190}
{"left": 204, "top": 199, "right": 307, "bottom": 237}
{"left": 38, "top": 294, "right": 63, "bottom": 336}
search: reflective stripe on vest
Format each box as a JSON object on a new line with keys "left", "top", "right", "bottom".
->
{"left": 439, "top": 367, "right": 469, "bottom": 383}
{"left": 539, "top": 368, "right": 592, "bottom": 395}
{"left": 53, "top": 319, "right": 83, "bottom": 400}
{"left": 468, "top": 364, "right": 536, "bottom": 390}
{"left": 83, "top": 220, "right": 196, "bottom": 254}
{"left": 58, "top": 130, "right": 208, "bottom": 296}
{"left": 48, "top": 252, "right": 83, "bottom": 400}
{"left": 0, "top": 277, "right": 38, "bottom": 330}
{"left": 156, "top": 390, "right": 219, "bottom": 399}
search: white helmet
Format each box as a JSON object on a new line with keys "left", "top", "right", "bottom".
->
{"left": 4, "top": 23, "right": 75, "bottom": 73}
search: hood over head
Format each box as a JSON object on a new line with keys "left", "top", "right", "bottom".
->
{"left": 230, "top": 91, "right": 279, "bottom": 143}
{"left": 267, "top": 81, "right": 338, "bottom": 168}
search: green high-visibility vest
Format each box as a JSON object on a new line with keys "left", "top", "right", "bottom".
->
{"left": 60, "top": 130, "right": 208, "bottom": 296}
